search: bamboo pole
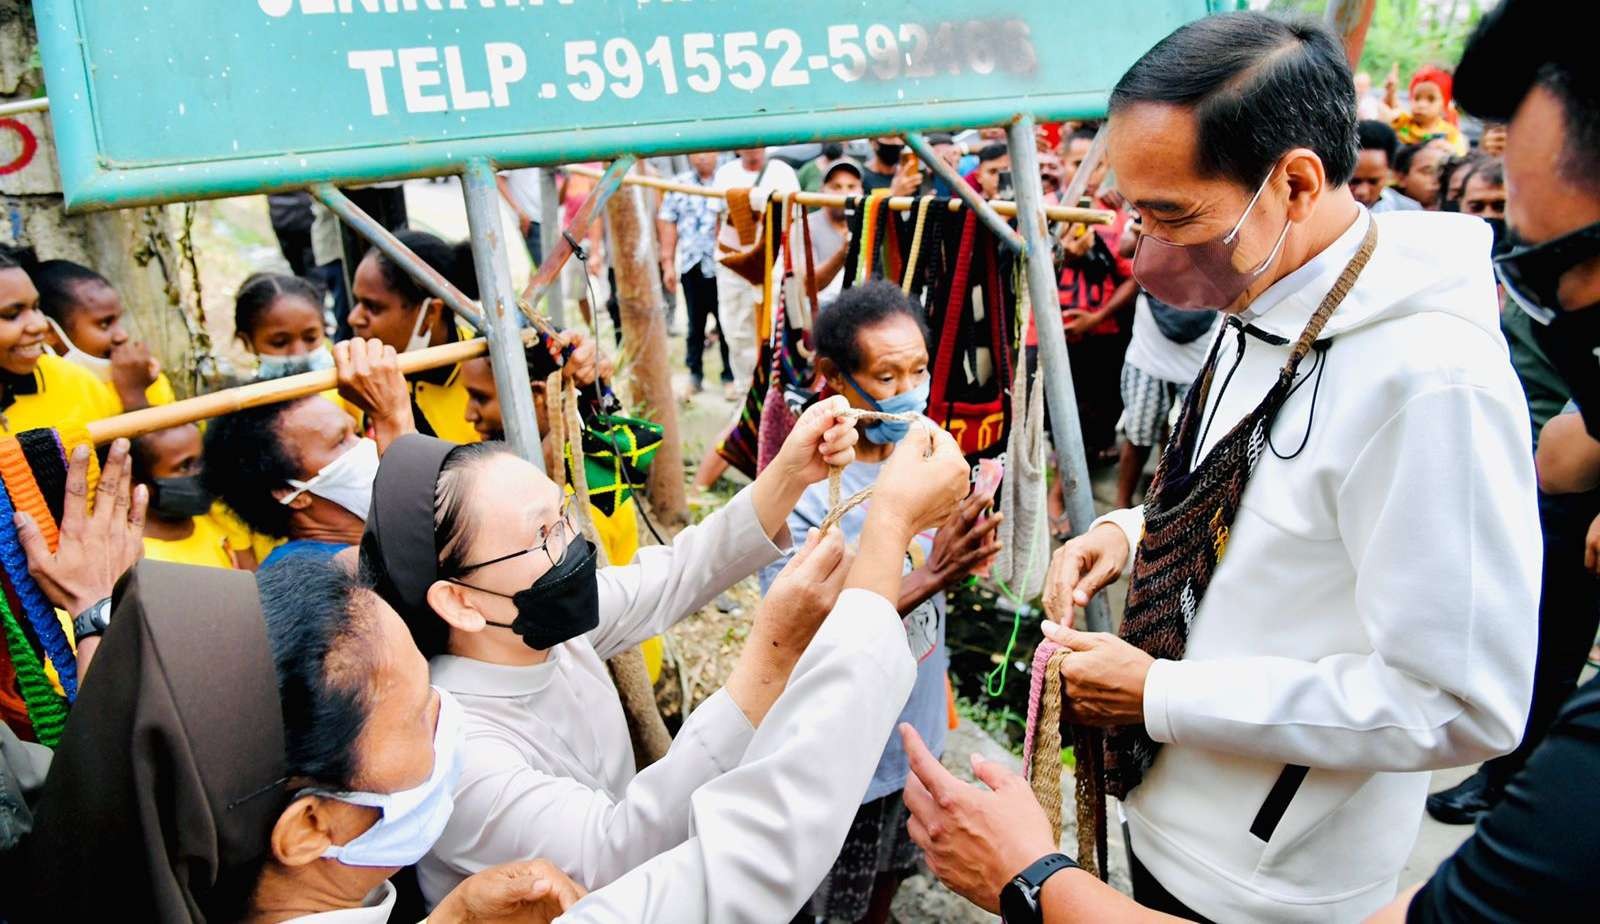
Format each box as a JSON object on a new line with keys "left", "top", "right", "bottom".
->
{"left": 564, "top": 164, "right": 1115, "bottom": 226}
{"left": 85, "top": 334, "right": 532, "bottom": 445}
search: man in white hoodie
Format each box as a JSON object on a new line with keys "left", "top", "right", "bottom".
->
{"left": 1017, "top": 13, "right": 1540, "bottom": 923}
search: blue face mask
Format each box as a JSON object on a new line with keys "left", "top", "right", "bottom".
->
{"left": 840, "top": 372, "right": 930, "bottom": 444}
{"left": 257, "top": 345, "right": 334, "bottom": 381}
{"left": 310, "top": 687, "right": 465, "bottom": 868}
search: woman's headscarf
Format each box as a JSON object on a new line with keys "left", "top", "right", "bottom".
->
{"left": 13, "top": 562, "right": 286, "bottom": 921}
{"left": 360, "top": 433, "right": 456, "bottom": 657}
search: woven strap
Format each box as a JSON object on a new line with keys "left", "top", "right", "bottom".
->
{"left": 929, "top": 210, "right": 980, "bottom": 410}
{"left": 818, "top": 410, "right": 928, "bottom": 533}
{"left": 0, "top": 437, "right": 58, "bottom": 553}
{"left": 16, "top": 429, "right": 68, "bottom": 528}
{"left": 0, "top": 587, "right": 67, "bottom": 746}
{"left": 725, "top": 187, "right": 758, "bottom": 247}
{"left": 0, "top": 468, "right": 76, "bottom": 701}
{"left": 1024, "top": 641, "right": 1108, "bottom": 880}
{"left": 901, "top": 197, "right": 934, "bottom": 295}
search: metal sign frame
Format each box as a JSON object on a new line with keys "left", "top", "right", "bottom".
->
{"left": 27, "top": 1, "right": 1243, "bottom": 631}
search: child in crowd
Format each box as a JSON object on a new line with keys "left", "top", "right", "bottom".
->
{"left": 30, "top": 259, "right": 174, "bottom": 412}
{"left": 1392, "top": 64, "right": 1468, "bottom": 155}
{"left": 1, "top": 247, "right": 122, "bottom": 435}
{"left": 129, "top": 423, "right": 256, "bottom": 570}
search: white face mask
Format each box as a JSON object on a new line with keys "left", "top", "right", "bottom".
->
{"left": 311, "top": 687, "right": 465, "bottom": 868}
{"left": 279, "top": 437, "right": 380, "bottom": 521}
{"left": 256, "top": 344, "right": 335, "bottom": 381}
{"left": 404, "top": 301, "right": 438, "bottom": 354}
{"left": 45, "top": 317, "right": 113, "bottom": 381}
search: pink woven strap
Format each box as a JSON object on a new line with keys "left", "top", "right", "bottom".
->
{"left": 1022, "top": 639, "right": 1064, "bottom": 774}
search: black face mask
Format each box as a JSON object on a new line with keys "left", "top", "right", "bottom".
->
{"left": 151, "top": 475, "right": 214, "bottom": 519}
{"left": 459, "top": 538, "right": 600, "bottom": 650}
{"left": 1531, "top": 305, "right": 1600, "bottom": 439}
{"left": 875, "top": 143, "right": 904, "bottom": 166}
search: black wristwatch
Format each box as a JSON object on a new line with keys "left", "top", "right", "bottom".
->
{"left": 1000, "top": 853, "right": 1079, "bottom": 923}
{"left": 72, "top": 597, "right": 112, "bottom": 640}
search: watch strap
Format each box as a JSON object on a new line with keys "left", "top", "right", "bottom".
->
{"left": 1002, "top": 852, "right": 1079, "bottom": 923}
{"left": 72, "top": 598, "right": 111, "bottom": 640}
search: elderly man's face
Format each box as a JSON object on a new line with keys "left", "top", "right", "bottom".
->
{"left": 1505, "top": 86, "right": 1600, "bottom": 310}
{"left": 1107, "top": 102, "right": 1293, "bottom": 312}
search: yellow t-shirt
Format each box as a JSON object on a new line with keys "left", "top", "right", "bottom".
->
{"left": 208, "top": 503, "right": 282, "bottom": 567}
{"left": 1391, "top": 113, "right": 1468, "bottom": 157}
{"left": 141, "top": 515, "right": 237, "bottom": 569}
{"left": 144, "top": 372, "right": 177, "bottom": 407}
{"left": 1, "top": 354, "right": 122, "bottom": 436}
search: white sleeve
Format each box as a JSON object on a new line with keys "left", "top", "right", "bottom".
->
{"left": 587, "top": 486, "right": 788, "bottom": 659}
{"left": 1090, "top": 506, "right": 1145, "bottom": 580}
{"left": 558, "top": 589, "right": 917, "bottom": 923}
{"left": 1142, "top": 384, "right": 1540, "bottom": 771}
{"left": 438, "top": 690, "right": 754, "bottom": 892}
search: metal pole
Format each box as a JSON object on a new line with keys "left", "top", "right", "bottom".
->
{"left": 463, "top": 158, "right": 545, "bottom": 470}
{"left": 310, "top": 183, "right": 487, "bottom": 336}
{"left": 520, "top": 157, "right": 636, "bottom": 305}
{"left": 1007, "top": 115, "right": 1111, "bottom": 634}
{"left": 904, "top": 131, "right": 1025, "bottom": 253}
{"left": 0, "top": 97, "right": 50, "bottom": 117}
{"left": 538, "top": 168, "right": 566, "bottom": 326}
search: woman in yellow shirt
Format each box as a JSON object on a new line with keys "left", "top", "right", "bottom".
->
{"left": 129, "top": 422, "right": 253, "bottom": 569}
{"left": 347, "top": 230, "right": 481, "bottom": 445}
{"left": 29, "top": 258, "right": 176, "bottom": 411}
{"left": 1, "top": 247, "right": 123, "bottom": 436}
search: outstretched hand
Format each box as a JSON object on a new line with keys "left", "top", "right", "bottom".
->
{"left": 428, "top": 858, "right": 587, "bottom": 924}
{"left": 900, "top": 724, "right": 1057, "bottom": 914}
{"left": 16, "top": 440, "right": 147, "bottom": 617}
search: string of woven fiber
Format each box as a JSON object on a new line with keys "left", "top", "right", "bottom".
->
{"left": 818, "top": 409, "right": 925, "bottom": 533}
{"left": 1023, "top": 640, "right": 1109, "bottom": 880}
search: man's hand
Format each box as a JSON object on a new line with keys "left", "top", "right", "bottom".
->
{"left": 428, "top": 859, "right": 587, "bottom": 924}
{"left": 16, "top": 441, "right": 147, "bottom": 617}
{"left": 1042, "top": 523, "right": 1130, "bottom": 626}
{"left": 109, "top": 333, "right": 159, "bottom": 410}
{"left": 1063, "top": 310, "right": 1100, "bottom": 340}
{"left": 871, "top": 423, "right": 970, "bottom": 536}
{"left": 548, "top": 329, "right": 599, "bottom": 389}
{"left": 767, "top": 394, "right": 861, "bottom": 487}
{"left": 661, "top": 262, "right": 679, "bottom": 295}
{"left": 926, "top": 487, "right": 1003, "bottom": 589}
{"left": 1060, "top": 225, "right": 1096, "bottom": 262}
{"left": 1586, "top": 512, "right": 1600, "bottom": 576}
{"left": 900, "top": 724, "right": 1057, "bottom": 913}
{"left": 890, "top": 157, "right": 923, "bottom": 197}
{"left": 1040, "top": 621, "right": 1154, "bottom": 727}
{"left": 517, "top": 211, "right": 534, "bottom": 237}
{"left": 729, "top": 528, "right": 853, "bottom": 726}
{"left": 334, "top": 338, "right": 414, "bottom": 451}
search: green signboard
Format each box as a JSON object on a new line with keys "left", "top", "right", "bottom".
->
{"left": 34, "top": 0, "right": 1216, "bottom": 210}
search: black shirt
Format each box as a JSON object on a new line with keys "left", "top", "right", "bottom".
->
{"left": 1408, "top": 676, "right": 1600, "bottom": 922}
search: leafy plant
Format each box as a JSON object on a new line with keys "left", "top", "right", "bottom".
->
{"left": 1263, "top": 0, "right": 1485, "bottom": 83}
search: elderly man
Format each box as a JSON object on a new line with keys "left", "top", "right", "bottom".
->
{"left": 899, "top": 12, "right": 1541, "bottom": 924}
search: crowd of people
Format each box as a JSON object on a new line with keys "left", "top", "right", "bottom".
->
{"left": 2, "top": 0, "right": 1599, "bottom": 920}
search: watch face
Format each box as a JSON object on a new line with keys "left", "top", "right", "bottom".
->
{"left": 999, "top": 881, "right": 1037, "bottom": 923}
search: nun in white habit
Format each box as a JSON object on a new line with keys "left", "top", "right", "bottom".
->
{"left": 360, "top": 398, "right": 888, "bottom": 906}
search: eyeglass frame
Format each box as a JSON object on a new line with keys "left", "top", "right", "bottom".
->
{"left": 1495, "top": 220, "right": 1600, "bottom": 325}
{"left": 448, "top": 495, "right": 579, "bottom": 578}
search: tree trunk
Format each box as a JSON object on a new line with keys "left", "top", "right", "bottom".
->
{"left": 604, "top": 178, "right": 689, "bottom": 532}
{"left": 2, "top": 2, "right": 197, "bottom": 396}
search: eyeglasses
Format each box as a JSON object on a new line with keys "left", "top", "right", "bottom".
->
{"left": 1494, "top": 221, "right": 1600, "bottom": 325}
{"left": 453, "top": 496, "right": 578, "bottom": 576}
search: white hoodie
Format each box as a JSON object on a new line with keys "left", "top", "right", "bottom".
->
{"left": 1096, "top": 209, "right": 1540, "bottom": 921}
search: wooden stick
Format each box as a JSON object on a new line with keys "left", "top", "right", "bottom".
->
{"left": 564, "top": 165, "right": 1114, "bottom": 226}
{"left": 85, "top": 335, "right": 523, "bottom": 445}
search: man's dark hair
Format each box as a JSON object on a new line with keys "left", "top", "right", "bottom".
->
{"left": 1067, "top": 126, "right": 1099, "bottom": 146}
{"left": 364, "top": 229, "right": 472, "bottom": 308}
{"left": 28, "top": 259, "right": 111, "bottom": 324}
{"left": 1357, "top": 120, "right": 1399, "bottom": 165}
{"left": 201, "top": 398, "right": 310, "bottom": 537}
{"left": 814, "top": 280, "right": 929, "bottom": 375}
{"left": 259, "top": 555, "right": 376, "bottom": 791}
{"left": 1456, "top": 0, "right": 1599, "bottom": 195}
{"left": 0, "top": 243, "right": 37, "bottom": 271}
{"left": 1109, "top": 12, "right": 1358, "bottom": 187}
{"left": 977, "top": 142, "right": 1009, "bottom": 164}
{"left": 234, "top": 272, "right": 325, "bottom": 343}
{"left": 1393, "top": 142, "right": 1429, "bottom": 178}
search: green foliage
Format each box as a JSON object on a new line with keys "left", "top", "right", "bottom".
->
{"left": 1262, "top": 0, "right": 1484, "bottom": 84}
{"left": 954, "top": 683, "right": 1027, "bottom": 755}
